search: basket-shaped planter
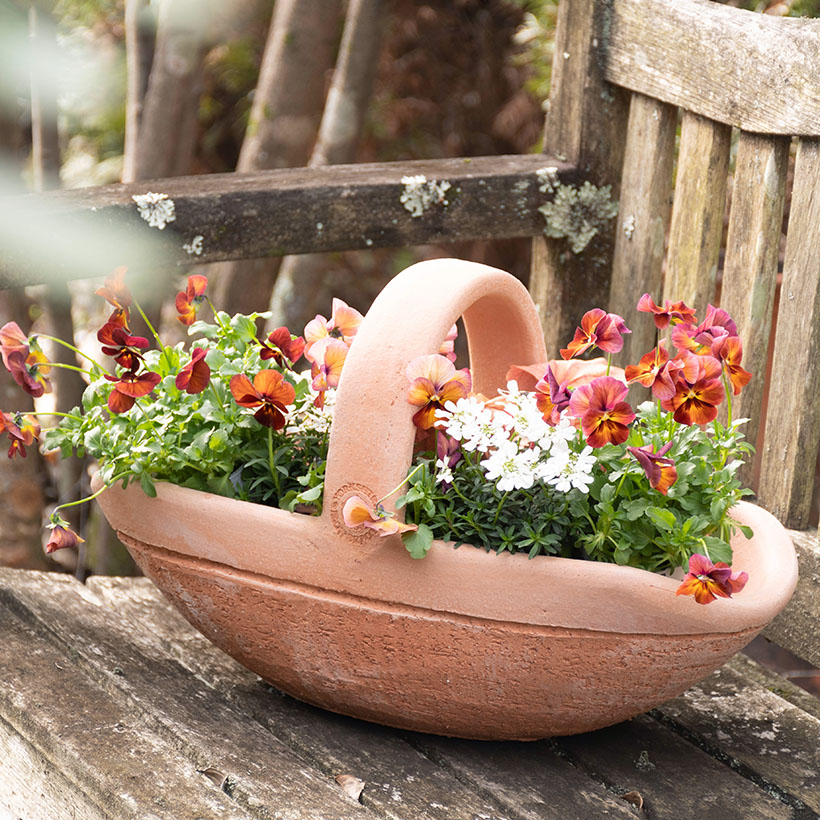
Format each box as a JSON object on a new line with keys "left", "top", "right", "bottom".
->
{"left": 96, "top": 259, "right": 798, "bottom": 740}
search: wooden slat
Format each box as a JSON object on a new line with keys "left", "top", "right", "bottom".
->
{"left": 758, "top": 138, "right": 820, "bottom": 528}
{"left": 558, "top": 714, "right": 792, "bottom": 819}
{"left": 608, "top": 92, "right": 677, "bottom": 363}
{"left": 663, "top": 111, "right": 731, "bottom": 311}
{"left": 657, "top": 655, "right": 820, "bottom": 814}
{"left": 763, "top": 528, "right": 820, "bottom": 669}
{"left": 0, "top": 154, "right": 576, "bottom": 290}
{"left": 719, "top": 133, "right": 790, "bottom": 489}
{"left": 0, "top": 570, "right": 376, "bottom": 820}
{"left": 529, "top": 0, "right": 630, "bottom": 355}
{"left": 606, "top": 0, "right": 820, "bottom": 135}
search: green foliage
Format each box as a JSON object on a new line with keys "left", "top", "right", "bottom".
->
{"left": 44, "top": 312, "right": 330, "bottom": 513}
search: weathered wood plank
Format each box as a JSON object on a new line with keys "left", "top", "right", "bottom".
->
{"left": 758, "top": 138, "right": 820, "bottom": 528}
{"left": 558, "top": 714, "right": 793, "bottom": 819}
{"left": 606, "top": 0, "right": 820, "bottom": 135}
{"left": 0, "top": 586, "right": 254, "bottom": 820}
{"left": 608, "top": 92, "right": 677, "bottom": 363}
{"left": 0, "top": 569, "right": 376, "bottom": 820}
{"left": 0, "top": 155, "right": 576, "bottom": 290}
{"left": 407, "top": 737, "right": 641, "bottom": 820}
{"left": 657, "top": 656, "right": 820, "bottom": 814}
{"left": 530, "top": 0, "right": 630, "bottom": 355}
{"left": 719, "top": 133, "right": 790, "bottom": 490}
{"left": 87, "top": 576, "right": 638, "bottom": 820}
{"left": 663, "top": 111, "right": 731, "bottom": 312}
{"left": 763, "top": 528, "right": 820, "bottom": 670}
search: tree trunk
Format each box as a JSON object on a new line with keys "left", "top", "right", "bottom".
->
{"left": 268, "top": 0, "right": 386, "bottom": 333}
{"left": 211, "top": 0, "right": 343, "bottom": 316}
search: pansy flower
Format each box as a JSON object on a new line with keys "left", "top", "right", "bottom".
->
{"left": 342, "top": 495, "right": 418, "bottom": 537}
{"left": 624, "top": 345, "right": 676, "bottom": 400}
{"left": 438, "top": 324, "right": 459, "bottom": 363}
{"left": 406, "top": 354, "right": 472, "bottom": 431}
{"left": 711, "top": 335, "right": 752, "bottom": 396}
{"left": 260, "top": 327, "right": 305, "bottom": 367}
{"left": 534, "top": 364, "right": 572, "bottom": 425}
{"left": 309, "top": 337, "right": 349, "bottom": 399}
{"left": 97, "top": 322, "right": 149, "bottom": 371}
{"left": 675, "top": 553, "right": 749, "bottom": 605}
{"left": 663, "top": 354, "right": 724, "bottom": 425}
{"left": 627, "top": 441, "right": 677, "bottom": 494}
{"left": 636, "top": 294, "right": 696, "bottom": 329}
{"left": 0, "top": 321, "right": 28, "bottom": 370}
{"left": 45, "top": 514, "right": 85, "bottom": 554}
{"left": 105, "top": 369, "right": 162, "bottom": 414}
{"left": 230, "top": 369, "right": 296, "bottom": 429}
{"left": 304, "top": 298, "right": 363, "bottom": 361}
{"left": 175, "top": 274, "right": 209, "bottom": 326}
{"left": 175, "top": 347, "right": 211, "bottom": 394}
{"left": 1, "top": 411, "right": 41, "bottom": 459}
{"left": 567, "top": 376, "right": 635, "bottom": 447}
{"left": 560, "top": 309, "right": 630, "bottom": 360}
{"left": 4, "top": 346, "right": 52, "bottom": 398}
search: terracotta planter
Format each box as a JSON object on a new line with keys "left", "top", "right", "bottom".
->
{"left": 96, "top": 259, "right": 798, "bottom": 740}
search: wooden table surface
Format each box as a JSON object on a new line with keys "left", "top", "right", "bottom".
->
{"left": 1, "top": 568, "right": 818, "bottom": 820}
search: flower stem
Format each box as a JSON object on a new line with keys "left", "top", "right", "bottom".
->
{"left": 492, "top": 491, "right": 509, "bottom": 525}
{"left": 206, "top": 297, "right": 230, "bottom": 334}
{"left": 377, "top": 463, "right": 423, "bottom": 506}
{"left": 267, "top": 426, "right": 280, "bottom": 495}
{"left": 35, "top": 334, "right": 107, "bottom": 371}
{"left": 133, "top": 298, "right": 173, "bottom": 371}
{"left": 51, "top": 470, "right": 132, "bottom": 514}
{"left": 31, "top": 361, "right": 99, "bottom": 379}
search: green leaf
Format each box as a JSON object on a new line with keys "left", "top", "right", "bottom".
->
{"left": 140, "top": 473, "right": 157, "bottom": 498}
{"left": 402, "top": 524, "right": 434, "bottom": 559}
{"left": 646, "top": 507, "right": 676, "bottom": 531}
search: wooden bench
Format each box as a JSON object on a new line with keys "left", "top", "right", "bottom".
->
{"left": 1, "top": 0, "right": 819, "bottom": 817}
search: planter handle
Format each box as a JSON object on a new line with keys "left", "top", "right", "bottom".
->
{"left": 323, "top": 258, "right": 547, "bottom": 541}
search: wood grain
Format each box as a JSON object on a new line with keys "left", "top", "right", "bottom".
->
{"left": 719, "top": 133, "right": 790, "bottom": 490}
{"left": 606, "top": 0, "right": 820, "bottom": 135}
{"left": 529, "top": 0, "right": 630, "bottom": 354}
{"left": 758, "top": 139, "right": 820, "bottom": 528}
{"left": 0, "top": 154, "right": 576, "bottom": 289}
{"left": 608, "top": 92, "right": 677, "bottom": 363}
{"left": 663, "top": 111, "right": 731, "bottom": 312}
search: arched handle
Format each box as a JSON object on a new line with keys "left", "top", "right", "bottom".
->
{"left": 322, "top": 259, "right": 547, "bottom": 537}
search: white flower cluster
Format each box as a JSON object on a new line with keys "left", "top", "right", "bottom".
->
{"left": 132, "top": 191, "right": 176, "bottom": 230}
{"left": 436, "top": 381, "right": 595, "bottom": 494}
{"left": 287, "top": 380, "right": 335, "bottom": 435}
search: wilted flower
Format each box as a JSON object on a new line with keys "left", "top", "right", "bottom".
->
{"left": 45, "top": 514, "right": 85, "bottom": 554}
{"left": 342, "top": 495, "right": 418, "bottom": 536}
{"left": 1, "top": 411, "right": 40, "bottom": 459}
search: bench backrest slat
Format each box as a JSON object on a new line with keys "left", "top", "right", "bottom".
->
{"left": 662, "top": 111, "right": 731, "bottom": 312}
{"left": 758, "top": 139, "right": 820, "bottom": 529}
{"left": 607, "top": 92, "right": 676, "bottom": 365}
{"left": 720, "top": 133, "right": 790, "bottom": 489}
{"left": 605, "top": 0, "right": 820, "bottom": 135}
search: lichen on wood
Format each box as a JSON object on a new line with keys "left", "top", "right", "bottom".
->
{"left": 538, "top": 180, "right": 618, "bottom": 254}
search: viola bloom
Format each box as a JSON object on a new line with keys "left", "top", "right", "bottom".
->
{"left": 675, "top": 553, "right": 749, "bottom": 605}
{"left": 561, "top": 309, "right": 631, "bottom": 359}
{"left": 627, "top": 441, "right": 677, "bottom": 494}
{"left": 4, "top": 346, "right": 52, "bottom": 398}
{"left": 45, "top": 515, "right": 85, "bottom": 554}
{"left": 105, "top": 369, "right": 162, "bottom": 414}
{"left": 304, "top": 298, "right": 363, "bottom": 360}
{"left": 175, "top": 274, "right": 209, "bottom": 326}
{"left": 1, "top": 412, "right": 41, "bottom": 459}
{"left": 175, "top": 347, "right": 211, "bottom": 394}
{"left": 406, "top": 354, "right": 472, "bottom": 430}
{"left": 97, "top": 322, "right": 150, "bottom": 371}
{"left": 95, "top": 267, "right": 132, "bottom": 311}
{"left": 0, "top": 321, "right": 28, "bottom": 370}
{"left": 567, "top": 376, "right": 636, "bottom": 447}
{"left": 663, "top": 355, "right": 724, "bottom": 426}
{"left": 260, "top": 327, "right": 306, "bottom": 366}
{"left": 636, "top": 294, "right": 696, "bottom": 329}
{"left": 694, "top": 304, "right": 738, "bottom": 346}
{"left": 342, "top": 495, "right": 418, "bottom": 537}
{"left": 711, "top": 335, "right": 752, "bottom": 396}
{"left": 438, "top": 324, "right": 458, "bottom": 363}
{"left": 309, "top": 338, "right": 349, "bottom": 395}
{"left": 624, "top": 345, "right": 676, "bottom": 400}
{"left": 534, "top": 364, "right": 572, "bottom": 425}
{"left": 230, "top": 369, "right": 296, "bottom": 429}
